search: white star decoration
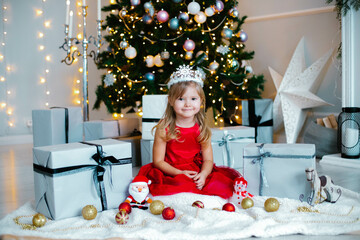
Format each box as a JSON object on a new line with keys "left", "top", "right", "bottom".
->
{"left": 269, "top": 37, "right": 333, "bottom": 143}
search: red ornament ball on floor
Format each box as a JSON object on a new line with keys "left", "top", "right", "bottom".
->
{"left": 222, "top": 202, "right": 235, "bottom": 212}
{"left": 115, "top": 210, "right": 129, "bottom": 224}
{"left": 162, "top": 207, "right": 176, "bottom": 220}
{"left": 192, "top": 200, "right": 204, "bottom": 208}
{"left": 118, "top": 202, "right": 132, "bottom": 214}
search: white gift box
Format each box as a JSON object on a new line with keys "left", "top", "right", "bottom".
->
{"left": 116, "top": 135, "right": 141, "bottom": 167}
{"left": 32, "top": 107, "right": 83, "bottom": 147}
{"left": 211, "top": 126, "right": 255, "bottom": 170}
{"left": 33, "top": 139, "right": 132, "bottom": 220}
{"left": 142, "top": 95, "right": 167, "bottom": 140}
{"left": 117, "top": 117, "right": 140, "bottom": 136}
{"left": 84, "top": 120, "right": 119, "bottom": 141}
{"left": 140, "top": 139, "right": 154, "bottom": 166}
{"left": 243, "top": 143, "right": 316, "bottom": 199}
{"left": 242, "top": 99, "right": 273, "bottom": 143}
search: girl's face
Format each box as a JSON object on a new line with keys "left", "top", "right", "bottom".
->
{"left": 172, "top": 84, "right": 201, "bottom": 121}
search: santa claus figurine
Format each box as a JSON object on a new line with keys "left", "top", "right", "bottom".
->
{"left": 125, "top": 176, "right": 153, "bottom": 210}
{"left": 230, "top": 176, "right": 253, "bottom": 206}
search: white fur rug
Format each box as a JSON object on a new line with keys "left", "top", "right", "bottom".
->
{"left": 1, "top": 187, "right": 360, "bottom": 239}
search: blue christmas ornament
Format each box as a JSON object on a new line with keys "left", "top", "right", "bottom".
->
{"left": 172, "top": 0, "right": 182, "bottom": 3}
{"left": 229, "top": 58, "right": 240, "bottom": 71}
{"left": 168, "top": 17, "right": 179, "bottom": 30}
{"left": 143, "top": 14, "right": 153, "bottom": 24}
{"left": 144, "top": 72, "right": 155, "bottom": 81}
{"left": 178, "top": 12, "right": 189, "bottom": 22}
{"left": 238, "top": 30, "right": 248, "bottom": 42}
{"left": 221, "top": 28, "right": 233, "bottom": 39}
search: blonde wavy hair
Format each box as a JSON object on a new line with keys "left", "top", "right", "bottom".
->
{"left": 152, "top": 81, "right": 211, "bottom": 144}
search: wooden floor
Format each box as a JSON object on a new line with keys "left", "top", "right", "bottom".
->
{"left": 0, "top": 143, "right": 360, "bottom": 239}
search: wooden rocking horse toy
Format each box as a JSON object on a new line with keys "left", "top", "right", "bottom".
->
{"left": 300, "top": 167, "right": 341, "bottom": 206}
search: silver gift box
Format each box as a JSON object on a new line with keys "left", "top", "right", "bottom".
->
{"left": 211, "top": 126, "right": 255, "bottom": 171}
{"left": 142, "top": 95, "right": 167, "bottom": 140}
{"left": 84, "top": 120, "right": 119, "bottom": 141}
{"left": 33, "top": 139, "right": 132, "bottom": 220}
{"left": 32, "top": 107, "right": 83, "bottom": 147}
{"left": 243, "top": 143, "right": 316, "bottom": 199}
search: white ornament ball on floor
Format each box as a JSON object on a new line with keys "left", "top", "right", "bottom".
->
{"left": 183, "top": 39, "right": 195, "bottom": 52}
{"left": 145, "top": 55, "right": 154, "bottom": 67}
{"left": 205, "top": 7, "right": 215, "bottom": 17}
{"left": 125, "top": 46, "right": 137, "bottom": 59}
{"left": 194, "top": 11, "right": 207, "bottom": 24}
{"left": 188, "top": 1, "right": 201, "bottom": 15}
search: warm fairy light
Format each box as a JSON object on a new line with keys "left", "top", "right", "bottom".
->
{"left": 76, "top": 99, "right": 81, "bottom": 104}
{"left": 77, "top": 33, "right": 83, "bottom": 39}
{"left": 8, "top": 122, "right": 14, "bottom": 127}
{"left": 45, "top": 55, "right": 51, "bottom": 61}
{"left": 110, "top": 0, "right": 116, "bottom": 4}
{"left": 74, "top": 89, "right": 80, "bottom": 94}
{"left": 0, "top": 54, "right": 3, "bottom": 61}
{"left": 7, "top": 109, "right": 12, "bottom": 115}
{"left": 0, "top": 76, "right": 5, "bottom": 81}
{"left": 7, "top": 90, "right": 11, "bottom": 95}
{"left": 0, "top": 103, "right": 6, "bottom": 108}
{"left": 38, "top": 45, "right": 45, "bottom": 51}
{"left": 76, "top": 79, "right": 81, "bottom": 84}
{"left": 44, "top": 21, "right": 51, "bottom": 28}
{"left": 46, "top": 91, "right": 50, "bottom": 95}
{"left": 45, "top": 69, "right": 49, "bottom": 73}
{"left": 38, "top": 32, "right": 44, "bottom": 38}
{"left": 40, "top": 77, "right": 46, "bottom": 83}
{"left": 79, "top": 68, "right": 83, "bottom": 73}
{"left": 36, "top": 9, "right": 43, "bottom": 16}
{"left": 77, "top": 1, "right": 82, "bottom": 7}
{"left": 120, "top": 113, "right": 124, "bottom": 118}
{"left": 45, "top": 102, "right": 49, "bottom": 106}
{"left": 71, "top": 46, "right": 78, "bottom": 51}
{"left": 113, "top": 113, "right": 118, "bottom": 118}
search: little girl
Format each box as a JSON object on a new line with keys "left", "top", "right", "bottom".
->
{"left": 137, "top": 65, "right": 241, "bottom": 199}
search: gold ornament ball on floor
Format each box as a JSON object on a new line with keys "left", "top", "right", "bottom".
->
{"left": 150, "top": 200, "right": 165, "bottom": 215}
{"left": 241, "top": 198, "right": 254, "bottom": 209}
{"left": 32, "top": 213, "right": 47, "bottom": 228}
{"left": 264, "top": 198, "right": 280, "bottom": 212}
{"left": 82, "top": 205, "right": 97, "bottom": 220}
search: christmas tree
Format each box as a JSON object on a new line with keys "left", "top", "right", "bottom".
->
{"left": 94, "top": 0, "right": 265, "bottom": 125}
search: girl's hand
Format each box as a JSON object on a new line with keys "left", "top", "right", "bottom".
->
{"left": 182, "top": 170, "right": 198, "bottom": 179}
{"left": 193, "top": 172, "right": 207, "bottom": 190}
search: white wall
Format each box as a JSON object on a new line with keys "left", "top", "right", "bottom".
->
{"left": 0, "top": 0, "right": 110, "bottom": 138}
{"left": 0, "top": 0, "right": 342, "bottom": 140}
{"left": 239, "top": 0, "right": 342, "bottom": 112}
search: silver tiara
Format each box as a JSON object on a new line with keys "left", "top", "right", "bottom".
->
{"left": 167, "top": 65, "right": 204, "bottom": 88}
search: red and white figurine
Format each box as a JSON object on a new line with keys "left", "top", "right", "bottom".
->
{"left": 230, "top": 176, "right": 253, "bottom": 207}
{"left": 125, "top": 176, "right": 153, "bottom": 210}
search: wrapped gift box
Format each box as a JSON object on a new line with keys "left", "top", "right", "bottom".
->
{"left": 84, "top": 120, "right": 119, "bottom": 141}
{"left": 140, "top": 139, "right": 154, "bottom": 166}
{"left": 116, "top": 135, "right": 141, "bottom": 167}
{"left": 242, "top": 99, "right": 273, "bottom": 143}
{"left": 33, "top": 139, "right": 132, "bottom": 220}
{"left": 243, "top": 143, "right": 316, "bottom": 199}
{"left": 211, "top": 126, "right": 255, "bottom": 170}
{"left": 142, "top": 95, "right": 167, "bottom": 140}
{"left": 118, "top": 117, "right": 140, "bottom": 136}
{"left": 32, "top": 107, "right": 83, "bottom": 147}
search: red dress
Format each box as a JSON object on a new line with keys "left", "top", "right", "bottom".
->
{"left": 137, "top": 123, "right": 241, "bottom": 199}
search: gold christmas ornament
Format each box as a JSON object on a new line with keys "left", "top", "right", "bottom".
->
{"left": 264, "top": 198, "right": 280, "bottom": 212}
{"left": 32, "top": 213, "right": 47, "bottom": 228}
{"left": 241, "top": 197, "right": 254, "bottom": 209}
{"left": 150, "top": 200, "right": 165, "bottom": 215}
{"left": 82, "top": 205, "right": 97, "bottom": 220}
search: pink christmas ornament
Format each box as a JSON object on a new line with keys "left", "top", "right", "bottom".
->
{"left": 183, "top": 39, "right": 195, "bottom": 52}
{"left": 215, "top": 1, "right": 224, "bottom": 12}
{"left": 157, "top": 10, "right": 169, "bottom": 23}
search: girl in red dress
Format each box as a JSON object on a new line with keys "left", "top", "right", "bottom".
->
{"left": 137, "top": 65, "right": 241, "bottom": 199}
